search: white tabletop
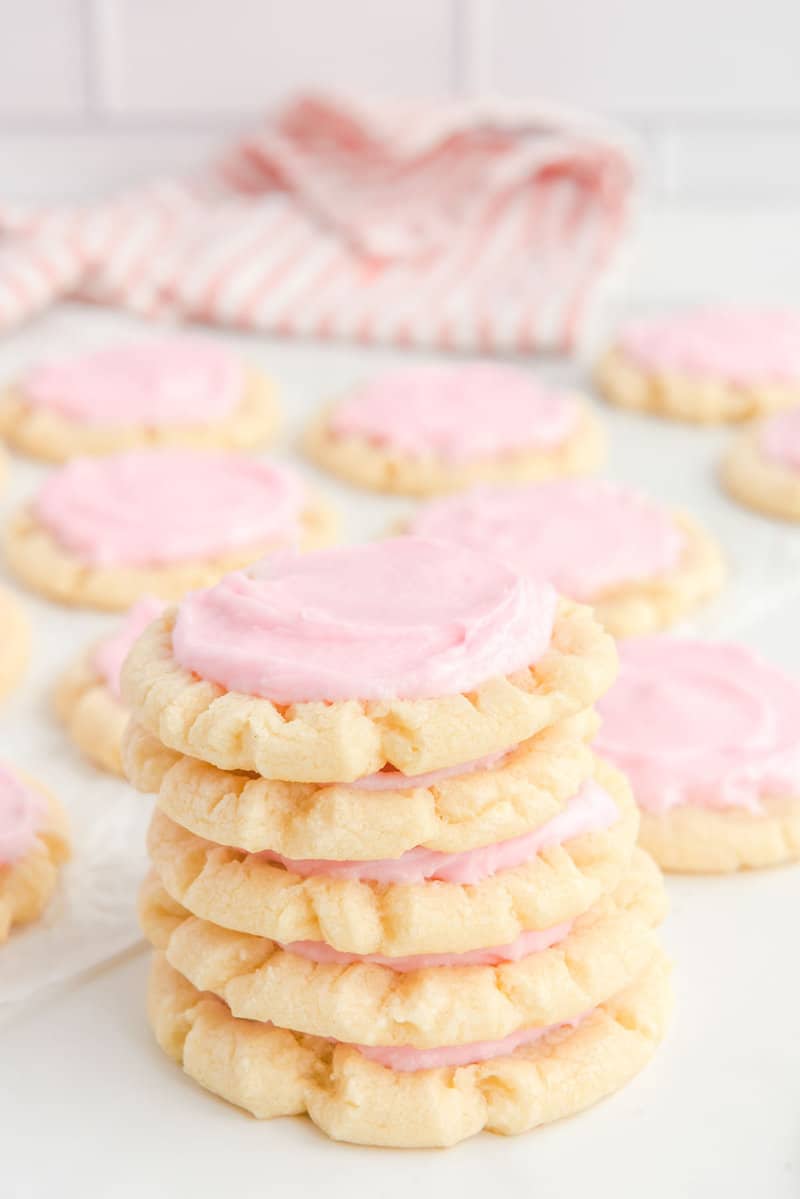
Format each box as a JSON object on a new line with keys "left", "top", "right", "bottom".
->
{"left": 3, "top": 217, "right": 800, "bottom": 1199}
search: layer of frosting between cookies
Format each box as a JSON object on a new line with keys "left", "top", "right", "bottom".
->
{"left": 596, "top": 636, "right": 800, "bottom": 813}
{"left": 172, "top": 537, "right": 558, "bottom": 702}
{"left": 92, "top": 597, "right": 168, "bottom": 699}
{"left": 760, "top": 407, "right": 800, "bottom": 472}
{"left": 328, "top": 363, "right": 577, "bottom": 462}
{"left": 617, "top": 307, "right": 800, "bottom": 385}
{"left": 0, "top": 764, "right": 46, "bottom": 864}
{"left": 410, "top": 480, "right": 684, "bottom": 601}
{"left": 23, "top": 339, "right": 243, "bottom": 427}
{"left": 255, "top": 778, "right": 618, "bottom": 883}
{"left": 35, "top": 449, "right": 306, "bottom": 567}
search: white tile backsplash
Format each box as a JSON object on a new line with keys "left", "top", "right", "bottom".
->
{"left": 0, "top": 0, "right": 799, "bottom": 204}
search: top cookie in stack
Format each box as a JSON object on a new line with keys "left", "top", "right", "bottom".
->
{"left": 123, "top": 537, "right": 671, "bottom": 1149}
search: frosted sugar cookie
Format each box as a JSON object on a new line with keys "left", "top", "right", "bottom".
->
{"left": 121, "top": 537, "right": 617, "bottom": 782}
{"left": 0, "top": 765, "right": 70, "bottom": 941}
{"left": 144, "top": 760, "right": 639, "bottom": 957}
{"left": 147, "top": 949, "right": 671, "bottom": 1147}
{"left": 0, "top": 586, "right": 29, "bottom": 702}
{"left": 595, "top": 307, "right": 800, "bottom": 423}
{"left": 140, "top": 846, "right": 665, "bottom": 1047}
{"left": 5, "top": 448, "right": 337, "bottom": 609}
{"left": 721, "top": 406, "right": 800, "bottom": 520}
{"left": 409, "top": 480, "right": 725, "bottom": 638}
{"left": 55, "top": 597, "right": 166, "bottom": 775}
{"left": 0, "top": 339, "right": 279, "bottom": 461}
{"left": 124, "top": 710, "right": 599, "bottom": 859}
{"left": 596, "top": 637, "right": 800, "bottom": 872}
{"left": 305, "top": 363, "right": 604, "bottom": 495}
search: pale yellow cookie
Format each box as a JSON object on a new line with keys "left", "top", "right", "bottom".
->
{"left": 5, "top": 497, "right": 337, "bottom": 611}
{"left": 0, "top": 586, "right": 29, "bottom": 702}
{"left": 590, "top": 512, "right": 725, "bottom": 637}
{"left": 123, "top": 710, "right": 599, "bottom": 858}
{"left": 0, "top": 369, "right": 280, "bottom": 462}
{"left": 639, "top": 795, "right": 800, "bottom": 874}
{"left": 140, "top": 847, "right": 666, "bottom": 1048}
{"left": 122, "top": 598, "right": 616, "bottom": 783}
{"left": 147, "top": 949, "right": 671, "bottom": 1147}
{"left": 146, "top": 761, "right": 639, "bottom": 957}
{"left": 0, "top": 781, "right": 70, "bottom": 942}
{"left": 304, "top": 401, "right": 605, "bottom": 496}
{"left": 54, "top": 656, "right": 128, "bottom": 776}
{"left": 720, "top": 426, "right": 800, "bottom": 521}
{"left": 595, "top": 345, "right": 800, "bottom": 424}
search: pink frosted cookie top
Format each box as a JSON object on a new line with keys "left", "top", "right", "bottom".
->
{"left": 329, "top": 363, "right": 578, "bottom": 463}
{"left": 354, "top": 1011, "right": 587, "bottom": 1072}
{"left": 0, "top": 765, "right": 46, "bottom": 864}
{"left": 172, "top": 537, "right": 557, "bottom": 703}
{"left": 409, "top": 480, "right": 684, "bottom": 601}
{"left": 22, "top": 339, "right": 243, "bottom": 427}
{"left": 596, "top": 637, "right": 800, "bottom": 814}
{"left": 348, "top": 748, "right": 509, "bottom": 792}
{"left": 92, "top": 597, "right": 167, "bottom": 700}
{"left": 255, "top": 778, "right": 618, "bottom": 883}
{"left": 760, "top": 407, "right": 800, "bottom": 472}
{"left": 617, "top": 307, "right": 800, "bottom": 386}
{"left": 282, "top": 920, "right": 572, "bottom": 973}
{"left": 34, "top": 449, "right": 306, "bottom": 567}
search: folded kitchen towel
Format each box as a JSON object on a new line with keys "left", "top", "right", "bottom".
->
{"left": 0, "top": 94, "right": 638, "bottom": 353}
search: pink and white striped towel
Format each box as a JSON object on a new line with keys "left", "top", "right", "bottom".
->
{"left": 0, "top": 94, "right": 637, "bottom": 353}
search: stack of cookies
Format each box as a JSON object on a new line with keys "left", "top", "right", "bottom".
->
{"left": 122, "top": 537, "right": 671, "bottom": 1149}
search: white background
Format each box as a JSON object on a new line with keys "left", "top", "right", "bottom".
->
{"left": 1, "top": 0, "right": 800, "bottom": 205}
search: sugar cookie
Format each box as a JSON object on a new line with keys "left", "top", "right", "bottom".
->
{"left": 596, "top": 307, "right": 800, "bottom": 423}
{"left": 55, "top": 598, "right": 166, "bottom": 775}
{"left": 596, "top": 636, "right": 800, "bottom": 872}
{"left": 0, "top": 586, "right": 29, "bottom": 702}
{"left": 0, "top": 766, "right": 70, "bottom": 941}
{"left": 0, "top": 339, "right": 279, "bottom": 461}
{"left": 305, "top": 363, "right": 604, "bottom": 495}
{"left": 121, "top": 539, "right": 616, "bottom": 782}
{"left": 5, "top": 449, "right": 337, "bottom": 609}
{"left": 147, "top": 949, "right": 671, "bottom": 1147}
{"left": 409, "top": 481, "right": 725, "bottom": 638}
{"left": 721, "top": 407, "right": 800, "bottom": 520}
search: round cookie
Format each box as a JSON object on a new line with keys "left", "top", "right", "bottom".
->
{"left": 596, "top": 636, "right": 800, "bottom": 872}
{"left": 0, "top": 586, "right": 29, "bottom": 702}
{"left": 147, "top": 949, "right": 671, "bottom": 1147}
{"left": 409, "top": 480, "right": 725, "bottom": 638}
{"left": 144, "top": 761, "right": 639, "bottom": 957}
{"left": 140, "top": 847, "right": 666, "bottom": 1047}
{"left": 55, "top": 598, "right": 166, "bottom": 775}
{"left": 721, "top": 407, "right": 800, "bottom": 520}
{"left": 123, "top": 710, "right": 599, "bottom": 859}
{"left": 305, "top": 363, "right": 605, "bottom": 495}
{"left": 0, "top": 338, "right": 279, "bottom": 461}
{"left": 121, "top": 538, "right": 617, "bottom": 782}
{"left": 0, "top": 766, "right": 70, "bottom": 941}
{"left": 595, "top": 307, "right": 800, "bottom": 423}
{"left": 5, "top": 448, "right": 337, "bottom": 609}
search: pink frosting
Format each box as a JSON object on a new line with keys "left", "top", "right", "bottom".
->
{"left": 91, "top": 597, "right": 167, "bottom": 700}
{"left": 34, "top": 449, "right": 306, "bottom": 567}
{"left": 596, "top": 637, "right": 800, "bottom": 814}
{"left": 410, "top": 480, "right": 684, "bottom": 601}
{"left": 348, "top": 748, "right": 509, "bottom": 792}
{"left": 354, "top": 1013, "right": 586, "bottom": 1072}
{"left": 760, "top": 407, "right": 800, "bottom": 472}
{"left": 255, "top": 778, "right": 618, "bottom": 883}
{"left": 0, "top": 765, "right": 46, "bottom": 864}
{"left": 329, "top": 364, "right": 577, "bottom": 463}
{"left": 23, "top": 339, "right": 243, "bottom": 427}
{"left": 172, "top": 537, "right": 557, "bottom": 703}
{"left": 281, "top": 921, "right": 572, "bottom": 972}
{"left": 618, "top": 307, "right": 800, "bottom": 385}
